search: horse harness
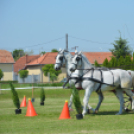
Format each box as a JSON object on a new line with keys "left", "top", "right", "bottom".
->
{"left": 63, "top": 68, "right": 115, "bottom": 93}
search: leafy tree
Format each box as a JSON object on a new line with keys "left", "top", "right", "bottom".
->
{"left": 51, "top": 49, "right": 58, "bottom": 52}
{"left": 0, "top": 69, "right": 4, "bottom": 80}
{"left": 102, "top": 58, "right": 109, "bottom": 67}
{"left": 124, "top": 56, "right": 132, "bottom": 70}
{"left": 94, "top": 60, "right": 100, "bottom": 67}
{"left": 10, "top": 83, "right": 20, "bottom": 109}
{"left": 18, "top": 70, "right": 29, "bottom": 83}
{"left": 109, "top": 36, "right": 132, "bottom": 59}
{"left": 118, "top": 56, "right": 125, "bottom": 69}
{"left": 109, "top": 56, "right": 117, "bottom": 68}
{"left": 12, "top": 49, "right": 25, "bottom": 61}
{"left": 40, "top": 88, "right": 45, "bottom": 104}
{"left": 42, "top": 64, "right": 61, "bottom": 83}
{"left": 40, "top": 51, "right": 46, "bottom": 55}
{"left": 72, "top": 87, "right": 83, "bottom": 114}
{"left": 25, "top": 50, "right": 34, "bottom": 55}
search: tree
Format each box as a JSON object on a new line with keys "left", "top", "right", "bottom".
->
{"left": 42, "top": 64, "right": 61, "bottom": 83}
{"left": 51, "top": 49, "right": 58, "bottom": 52}
{"left": 10, "top": 83, "right": 20, "bottom": 113}
{"left": 118, "top": 56, "right": 125, "bottom": 69}
{"left": 12, "top": 49, "right": 25, "bottom": 61}
{"left": 109, "top": 36, "right": 132, "bottom": 59}
{"left": 0, "top": 69, "right": 4, "bottom": 80}
{"left": 40, "top": 51, "right": 46, "bottom": 55}
{"left": 18, "top": 70, "right": 29, "bottom": 83}
{"left": 108, "top": 56, "right": 117, "bottom": 68}
{"left": 25, "top": 50, "right": 34, "bottom": 55}
{"left": 102, "top": 58, "right": 109, "bottom": 67}
{"left": 124, "top": 56, "right": 132, "bottom": 70}
{"left": 94, "top": 60, "right": 100, "bottom": 67}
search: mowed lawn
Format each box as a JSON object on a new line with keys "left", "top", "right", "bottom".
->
{"left": 0, "top": 88, "right": 134, "bottom": 134}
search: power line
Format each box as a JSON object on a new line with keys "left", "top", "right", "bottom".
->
{"left": 69, "top": 35, "right": 109, "bottom": 44}
{"left": 23, "top": 37, "right": 65, "bottom": 48}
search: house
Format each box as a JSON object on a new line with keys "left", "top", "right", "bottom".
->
{"left": 14, "top": 52, "right": 113, "bottom": 83}
{"left": 0, "top": 50, "right": 15, "bottom": 81}
{"left": 83, "top": 52, "right": 113, "bottom": 64}
{"left": 25, "top": 52, "right": 66, "bottom": 82}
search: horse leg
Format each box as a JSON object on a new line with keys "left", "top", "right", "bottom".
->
{"left": 114, "top": 89, "right": 124, "bottom": 115}
{"left": 123, "top": 89, "right": 134, "bottom": 111}
{"left": 82, "top": 87, "right": 93, "bottom": 116}
{"left": 94, "top": 91, "right": 104, "bottom": 113}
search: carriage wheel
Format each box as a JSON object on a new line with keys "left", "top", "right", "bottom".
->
{"left": 124, "top": 95, "right": 132, "bottom": 112}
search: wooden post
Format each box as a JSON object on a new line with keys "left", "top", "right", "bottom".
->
{"left": 66, "top": 34, "right": 68, "bottom": 51}
{"left": 31, "top": 83, "right": 35, "bottom": 102}
{"left": 0, "top": 83, "right": 1, "bottom": 94}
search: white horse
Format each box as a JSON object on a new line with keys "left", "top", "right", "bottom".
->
{"left": 54, "top": 49, "right": 95, "bottom": 112}
{"left": 69, "top": 51, "right": 134, "bottom": 116}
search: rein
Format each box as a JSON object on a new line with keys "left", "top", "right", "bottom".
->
{"left": 63, "top": 68, "right": 115, "bottom": 90}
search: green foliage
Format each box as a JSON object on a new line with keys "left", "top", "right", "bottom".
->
{"left": 0, "top": 69, "right": 4, "bottom": 80}
{"left": 102, "top": 58, "right": 109, "bottom": 67}
{"left": 50, "top": 73, "right": 57, "bottom": 83}
{"left": 12, "top": 49, "right": 25, "bottom": 61}
{"left": 42, "top": 64, "right": 61, "bottom": 83}
{"left": 10, "top": 83, "right": 20, "bottom": 109}
{"left": 40, "top": 88, "right": 45, "bottom": 102}
{"left": 94, "top": 60, "right": 100, "bottom": 67}
{"left": 124, "top": 56, "right": 132, "bottom": 70}
{"left": 51, "top": 49, "right": 58, "bottom": 52}
{"left": 118, "top": 56, "right": 125, "bottom": 69}
{"left": 109, "top": 56, "right": 117, "bottom": 68}
{"left": 40, "top": 51, "right": 46, "bottom": 55}
{"left": 72, "top": 88, "right": 83, "bottom": 114}
{"left": 109, "top": 36, "right": 132, "bottom": 59}
{"left": 18, "top": 70, "right": 29, "bottom": 83}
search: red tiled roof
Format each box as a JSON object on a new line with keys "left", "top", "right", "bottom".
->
{"left": 26, "top": 52, "right": 113, "bottom": 66}
{"left": 14, "top": 55, "right": 40, "bottom": 73}
{"left": 83, "top": 52, "right": 113, "bottom": 64}
{"left": 0, "top": 50, "right": 14, "bottom": 63}
{"left": 14, "top": 52, "right": 113, "bottom": 73}
{"left": 26, "top": 52, "right": 58, "bottom": 65}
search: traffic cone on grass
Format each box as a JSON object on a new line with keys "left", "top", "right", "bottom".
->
{"left": 59, "top": 100, "right": 70, "bottom": 119}
{"left": 25, "top": 98, "right": 38, "bottom": 117}
{"left": 20, "top": 95, "right": 26, "bottom": 107}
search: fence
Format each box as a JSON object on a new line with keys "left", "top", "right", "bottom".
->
{"left": 14, "top": 74, "right": 40, "bottom": 83}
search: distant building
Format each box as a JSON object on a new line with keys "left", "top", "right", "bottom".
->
{"left": 14, "top": 52, "right": 112, "bottom": 83}
{"left": 0, "top": 50, "right": 15, "bottom": 81}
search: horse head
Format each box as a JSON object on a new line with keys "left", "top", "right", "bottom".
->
{"left": 69, "top": 51, "right": 83, "bottom": 72}
{"left": 69, "top": 51, "right": 93, "bottom": 72}
{"left": 54, "top": 49, "right": 66, "bottom": 71}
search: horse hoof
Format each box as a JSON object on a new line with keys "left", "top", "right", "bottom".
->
{"left": 95, "top": 110, "right": 98, "bottom": 114}
{"left": 115, "top": 112, "right": 121, "bottom": 115}
{"left": 87, "top": 109, "right": 90, "bottom": 114}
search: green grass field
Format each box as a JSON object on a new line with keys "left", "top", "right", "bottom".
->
{"left": 0, "top": 88, "right": 134, "bottom": 134}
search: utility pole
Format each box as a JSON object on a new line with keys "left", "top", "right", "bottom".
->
{"left": 66, "top": 34, "right": 68, "bottom": 50}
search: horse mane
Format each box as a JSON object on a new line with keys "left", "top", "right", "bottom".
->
{"left": 81, "top": 53, "right": 94, "bottom": 69}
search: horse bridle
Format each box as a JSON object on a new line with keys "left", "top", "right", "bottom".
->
{"left": 71, "top": 54, "right": 82, "bottom": 69}
{"left": 55, "top": 52, "right": 65, "bottom": 67}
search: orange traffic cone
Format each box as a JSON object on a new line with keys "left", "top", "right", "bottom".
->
{"left": 20, "top": 95, "right": 26, "bottom": 107}
{"left": 59, "top": 100, "right": 70, "bottom": 119}
{"left": 25, "top": 98, "right": 38, "bottom": 117}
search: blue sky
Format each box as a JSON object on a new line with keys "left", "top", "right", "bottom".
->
{"left": 0, "top": 0, "right": 134, "bottom": 54}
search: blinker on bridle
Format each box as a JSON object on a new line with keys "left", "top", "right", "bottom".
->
{"left": 55, "top": 53, "right": 65, "bottom": 66}
{"left": 71, "top": 54, "right": 82, "bottom": 69}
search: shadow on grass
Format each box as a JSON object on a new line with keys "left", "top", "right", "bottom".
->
{"left": 89, "top": 110, "right": 134, "bottom": 116}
